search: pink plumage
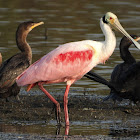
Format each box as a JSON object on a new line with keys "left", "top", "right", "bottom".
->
{"left": 16, "top": 40, "right": 98, "bottom": 133}
{"left": 17, "top": 42, "right": 94, "bottom": 86}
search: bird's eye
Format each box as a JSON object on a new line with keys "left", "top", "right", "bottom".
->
{"left": 110, "top": 17, "right": 113, "bottom": 20}
{"left": 134, "top": 37, "right": 137, "bottom": 39}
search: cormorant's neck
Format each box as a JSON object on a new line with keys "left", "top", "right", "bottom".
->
{"left": 120, "top": 44, "right": 136, "bottom": 63}
{"left": 16, "top": 30, "right": 32, "bottom": 64}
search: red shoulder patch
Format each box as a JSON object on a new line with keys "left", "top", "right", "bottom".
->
{"left": 54, "top": 50, "right": 93, "bottom": 64}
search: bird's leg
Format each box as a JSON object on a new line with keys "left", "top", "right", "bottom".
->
{"left": 64, "top": 84, "right": 71, "bottom": 126}
{"left": 38, "top": 82, "right": 61, "bottom": 125}
{"left": 56, "top": 125, "right": 61, "bottom": 135}
{"left": 65, "top": 125, "right": 70, "bottom": 135}
{"left": 55, "top": 103, "right": 61, "bottom": 125}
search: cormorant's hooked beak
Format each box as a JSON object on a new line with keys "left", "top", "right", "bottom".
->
{"left": 110, "top": 18, "right": 140, "bottom": 49}
{"left": 31, "top": 21, "right": 44, "bottom": 30}
{"left": 134, "top": 36, "right": 140, "bottom": 48}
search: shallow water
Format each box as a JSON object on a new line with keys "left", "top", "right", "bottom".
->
{"left": 0, "top": 0, "right": 140, "bottom": 139}
{"left": 0, "top": 94, "right": 140, "bottom": 139}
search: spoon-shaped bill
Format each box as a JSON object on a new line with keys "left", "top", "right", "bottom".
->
{"left": 111, "top": 18, "right": 140, "bottom": 49}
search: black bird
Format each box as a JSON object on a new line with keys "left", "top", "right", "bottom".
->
{"left": 85, "top": 35, "right": 140, "bottom": 104}
{"left": 0, "top": 21, "right": 44, "bottom": 101}
{"left": 0, "top": 53, "right": 2, "bottom": 66}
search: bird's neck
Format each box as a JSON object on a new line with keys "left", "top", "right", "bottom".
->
{"left": 120, "top": 45, "right": 136, "bottom": 63}
{"left": 100, "top": 19, "right": 116, "bottom": 63}
{"left": 16, "top": 31, "right": 32, "bottom": 64}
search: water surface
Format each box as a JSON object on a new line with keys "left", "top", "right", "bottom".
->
{"left": 0, "top": 0, "right": 140, "bottom": 139}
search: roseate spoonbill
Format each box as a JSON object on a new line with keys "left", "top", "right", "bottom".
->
{"left": 86, "top": 35, "right": 140, "bottom": 104}
{"left": 16, "top": 12, "right": 140, "bottom": 126}
{"left": 0, "top": 21, "right": 44, "bottom": 101}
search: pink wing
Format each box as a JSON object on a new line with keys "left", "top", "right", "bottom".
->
{"left": 16, "top": 43, "right": 94, "bottom": 86}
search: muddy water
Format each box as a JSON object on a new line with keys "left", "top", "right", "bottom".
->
{"left": 0, "top": 0, "right": 140, "bottom": 139}
{"left": 0, "top": 94, "right": 140, "bottom": 139}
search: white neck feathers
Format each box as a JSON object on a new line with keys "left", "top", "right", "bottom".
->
{"left": 100, "top": 18, "right": 116, "bottom": 62}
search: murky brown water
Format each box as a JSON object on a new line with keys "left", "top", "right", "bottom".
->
{"left": 0, "top": 0, "right": 140, "bottom": 139}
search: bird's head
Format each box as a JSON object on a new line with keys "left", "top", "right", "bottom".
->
{"left": 16, "top": 21, "right": 44, "bottom": 53}
{"left": 102, "top": 12, "right": 140, "bottom": 50}
{"left": 102, "top": 12, "right": 117, "bottom": 25}
{"left": 133, "top": 35, "right": 140, "bottom": 42}
{"left": 26, "top": 21, "right": 44, "bottom": 32}
{"left": 16, "top": 21, "right": 44, "bottom": 35}
{"left": 120, "top": 35, "right": 140, "bottom": 49}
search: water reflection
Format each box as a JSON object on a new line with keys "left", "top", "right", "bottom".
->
{"left": 0, "top": 121, "right": 117, "bottom": 136}
{"left": 0, "top": 120, "right": 139, "bottom": 137}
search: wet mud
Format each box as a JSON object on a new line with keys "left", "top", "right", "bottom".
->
{"left": 0, "top": 93, "right": 139, "bottom": 139}
{"left": 0, "top": 94, "right": 139, "bottom": 122}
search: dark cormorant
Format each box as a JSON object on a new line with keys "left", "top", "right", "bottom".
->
{"left": 85, "top": 35, "right": 140, "bottom": 104}
{"left": 0, "top": 21, "right": 44, "bottom": 101}
{"left": 0, "top": 53, "right": 2, "bottom": 66}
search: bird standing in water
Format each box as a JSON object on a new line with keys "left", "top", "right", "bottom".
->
{"left": 86, "top": 35, "right": 140, "bottom": 104}
{"left": 16, "top": 12, "right": 140, "bottom": 129}
{"left": 0, "top": 21, "right": 44, "bottom": 101}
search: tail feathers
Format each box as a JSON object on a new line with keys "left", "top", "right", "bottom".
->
{"left": 85, "top": 71, "right": 123, "bottom": 102}
{"left": 85, "top": 71, "right": 113, "bottom": 89}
